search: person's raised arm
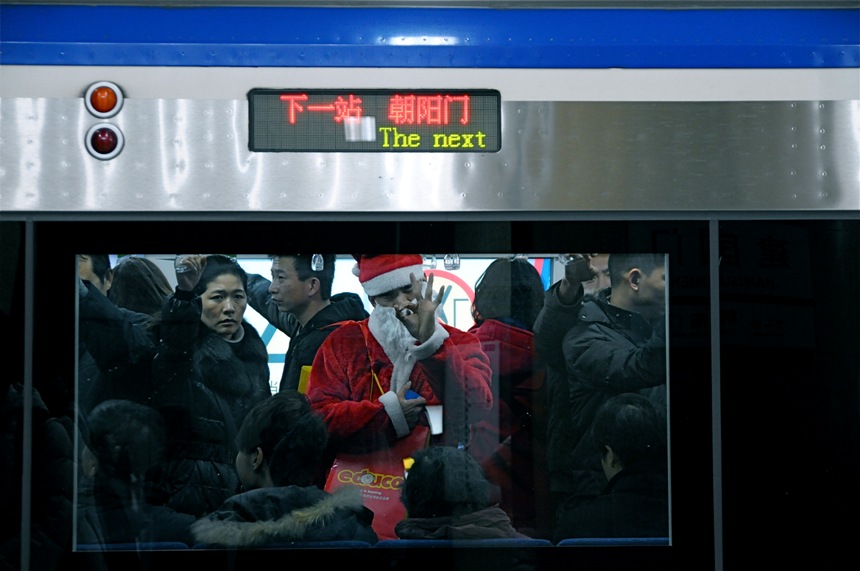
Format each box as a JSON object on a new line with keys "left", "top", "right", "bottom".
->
{"left": 534, "top": 255, "right": 597, "bottom": 368}
{"left": 557, "top": 254, "right": 597, "bottom": 304}
{"left": 159, "top": 255, "right": 208, "bottom": 358}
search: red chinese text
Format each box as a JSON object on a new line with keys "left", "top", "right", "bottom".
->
{"left": 388, "top": 94, "right": 471, "bottom": 126}
{"left": 280, "top": 93, "right": 363, "bottom": 124}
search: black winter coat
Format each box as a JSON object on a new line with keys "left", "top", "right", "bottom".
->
{"left": 535, "top": 288, "right": 666, "bottom": 498}
{"left": 77, "top": 279, "right": 159, "bottom": 413}
{"left": 149, "top": 290, "right": 272, "bottom": 517}
{"left": 191, "top": 485, "right": 378, "bottom": 546}
{"left": 246, "top": 274, "right": 369, "bottom": 392}
{"left": 76, "top": 477, "right": 196, "bottom": 547}
{"left": 553, "top": 469, "right": 669, "bottom": 542}
{"left": 563, "top": 292, "right": 666, "bottom": 498}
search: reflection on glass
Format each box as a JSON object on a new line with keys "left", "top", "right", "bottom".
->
{"left": 74, "top": 253, "right": 669, "bottom": 550}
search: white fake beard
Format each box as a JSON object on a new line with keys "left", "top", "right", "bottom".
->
{"left": 369, "top": 305, "right": 418, "bottom": 357}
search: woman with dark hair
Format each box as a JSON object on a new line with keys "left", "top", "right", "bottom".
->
{"left": 471, "top": 257, "right": 546, "bottom": 331}
{"left": 467, "top": 257, "right": 551, "bottom": 537}
{"left": 108, "top": 256, "right": 173, "bottom": 316}
{"left": 148, "top": 254, "right": 272, "bottom": 518}
{"left": 191, "top": 391, "right": 377, "bottom": 547}
{"left": 395, "top": 445, "right": 524, "bottom": 540}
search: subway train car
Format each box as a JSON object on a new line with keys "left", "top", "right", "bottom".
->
{"left": 1, "top": 2, "right": 858, "bottom": 570}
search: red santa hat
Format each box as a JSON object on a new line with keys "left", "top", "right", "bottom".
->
{"left": 352, "top": 254, "right": 425, "bottom": 297}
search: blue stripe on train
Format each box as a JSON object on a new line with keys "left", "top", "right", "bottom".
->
{"left": 1, "top": 6, "right": 857, "bottom": 68}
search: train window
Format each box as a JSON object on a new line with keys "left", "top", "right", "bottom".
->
{"left": 73, "top": 251, "right": 671, "bottom": 545}
{"left": 53, "top": 218, "right": 714, "bottom": 569}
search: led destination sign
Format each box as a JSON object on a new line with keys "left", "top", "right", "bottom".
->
{"left": 248, "top": 89, "right": 501, "bottom": 152}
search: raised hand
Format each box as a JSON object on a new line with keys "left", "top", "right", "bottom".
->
{"left": 174, "top": 254, "right": 207, "bottom": 292}
{"left": 558, "top": 254, "right": 598, "bottom": 304}
{"left": 412, "top": 272, "right": 446, "bottom": 344}
{"left": 562, "top": 254, "right": 598, "bottom": 284}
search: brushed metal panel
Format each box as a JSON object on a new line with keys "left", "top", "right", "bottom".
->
{"left": 1, "top": 99, "right": 858, "bottom": 213}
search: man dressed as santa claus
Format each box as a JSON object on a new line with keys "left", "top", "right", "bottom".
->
{"left": 307, "top": 254, "right": 494, "bottom": 454}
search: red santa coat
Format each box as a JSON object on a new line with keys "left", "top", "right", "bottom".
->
{"left": 467, "top": 318, "right": 542, "bottom": 463}
{"left": 307, "top": 317, "right": 493, "bottom": 452}
{"left": 467, "top": 318, "right": 551, "bottom": 533}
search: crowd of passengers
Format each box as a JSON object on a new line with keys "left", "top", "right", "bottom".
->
{"left": 8, "top": 251, "right": 668, "bottom": 561}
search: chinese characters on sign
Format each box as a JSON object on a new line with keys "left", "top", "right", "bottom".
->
{"left": 277, "top": 93, "right": 471, "bottom": 126}
{"left": 249, "top": 89, "right": 500, "bottom": 152}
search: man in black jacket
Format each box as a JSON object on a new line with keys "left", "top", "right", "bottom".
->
{"left": 246, "top": 255, "right": 369, "bottom": 393}
{"left": 535, "top": 253, "right": 667, "bottom": 512}
{"left": 553, "top": 393, "right": 668, "bottom": 542}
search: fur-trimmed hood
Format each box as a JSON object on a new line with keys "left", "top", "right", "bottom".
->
{"left": 193, "top": 321, "right": 270, "bottom": 396}
{"left": 191, "top": 485, "right": 377, "bottom": 547}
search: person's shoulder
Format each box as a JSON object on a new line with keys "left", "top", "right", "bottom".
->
{"left": 564, "top": 296, "right": 610, "bottom": 329}
{"left": 328, "top": 292, "right": 370, "bottom": 318}
{"left": 322, "top": 318, "right": 366, "bottom": 341}
{"left": 312, "top": 295, "right": 369, "bottom": 328}
{"left": 443, "top": 322, "right": 480, "bottom": 339}
{"left": 471, "top": 318, "right": 533, "bottom": 343}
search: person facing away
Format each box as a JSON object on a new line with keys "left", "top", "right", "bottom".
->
{"left": 536, "top": 253, "right": 667, "bottom": 507}
{"left": 395, "top": 445, "right": 524, "bottom": 540}
{"left": 191, "top": 391, "right": 378, "bottom": 547}
{"left": 78, "top": 256, "right": 171, "bottom": 409}
{"left": 77, "top": 399, "right": 196, "bottom": 547}
{"left": 77, "top": 254, "right": 122, "bottom": 416}
{"left": 108, "top": 255, "right": 174, "bottom": 317}
{"left": 553, "top": 393, "right": 669, "bottom": 542}
{"left": 148, "top": 254, "right": 272, "bottom": 517}
{"left": 466, "top": 257, "right": 551, "bottom": 537}
{"left": 245, "top": 254, "right": 368, "bottom": 393}
{"left": 307, "top": 254, "right": 493, "bottom": 455}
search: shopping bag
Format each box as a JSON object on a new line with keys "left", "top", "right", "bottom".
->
{"left": 324, "top": 425, "right": 430, "bottom": 540}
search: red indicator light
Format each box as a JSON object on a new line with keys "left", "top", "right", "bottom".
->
{"left": 90, "top": 127, "right": 118, "bottom": 154}
{"left": 86, "top": 122, "right": 124, "bottom": 160}
{"left": 90, "top": 86, "right": 118, "bottom": 114}
{"left": 84, "top": 81, "right": 124, "bottom": 118}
